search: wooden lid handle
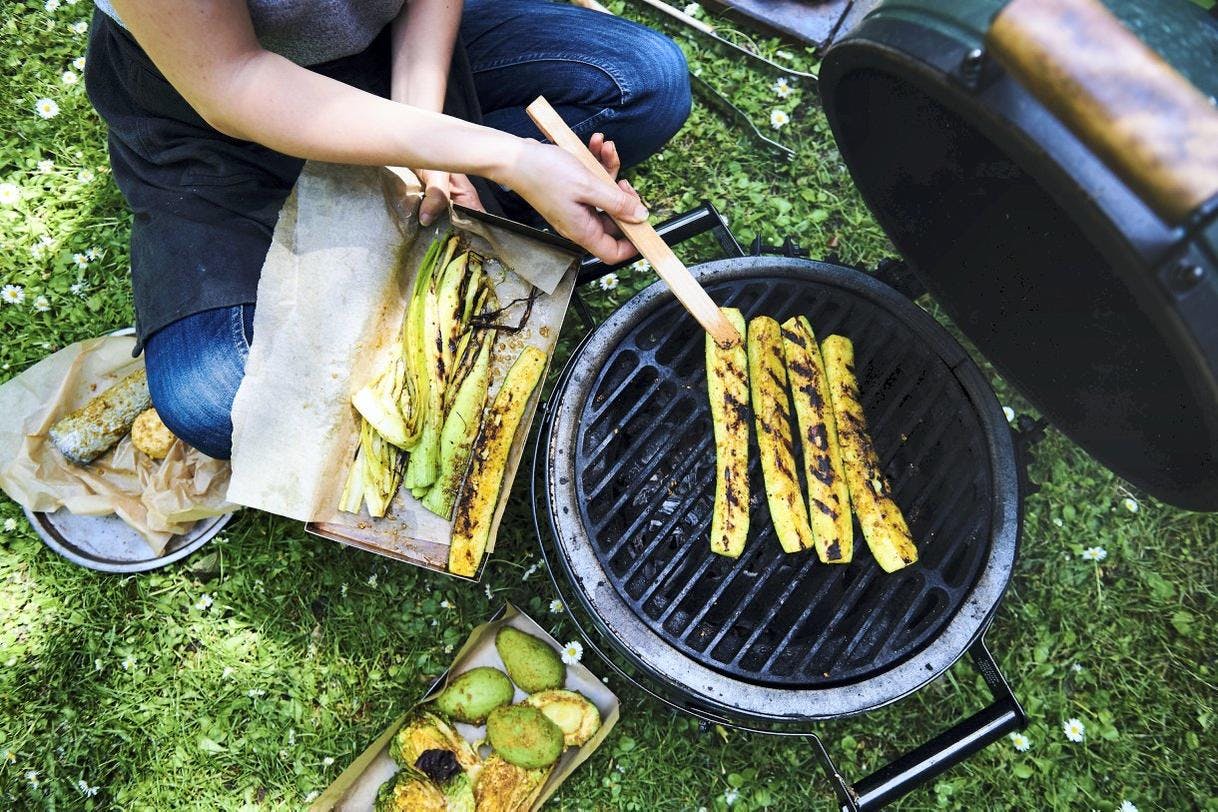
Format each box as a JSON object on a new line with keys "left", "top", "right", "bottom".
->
{"left": 987, "top": 0, "right": 1218, "bottom": 225}
{"left": 525, "top": 96, "right": 742, "bottom": 348}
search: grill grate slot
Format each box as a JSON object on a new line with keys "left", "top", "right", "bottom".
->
{"left": 562, "top": 273, "right": 997, "bottom": 688}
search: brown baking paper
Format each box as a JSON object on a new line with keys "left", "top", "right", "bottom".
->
{"left": 227, "top": 162, "right": 578, "bottom": 576}
{"left": 312, "top": 603, "right": 620, "bottom": 811}
{"left": 0, "top": 335, "right": 238, "bottom": 553}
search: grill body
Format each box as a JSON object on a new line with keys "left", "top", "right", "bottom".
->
{"left": 541, "top": 257, "right": 1020, "bottom": 723}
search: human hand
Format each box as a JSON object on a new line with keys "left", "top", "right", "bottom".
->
{"left": 416, "top": 169, "right": 485, "bottom": 225}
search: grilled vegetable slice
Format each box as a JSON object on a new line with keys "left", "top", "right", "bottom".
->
{"left": 747, "top": 316, "right": 816, "bottom": 554}
{"left": 821, "top": 335, "right": 918, "bottom": 572}
{"left": 448, "top": 347, "right": 546, "bottom": 576}
{"left": 422, "top": 332, "right": 494, "bottom": 518}
{"left": 782, "top": 316, "right": 853, "bottom": 564}
{"left": 360, "top": 420, "right": 405, "bottom": 518}
{"left": 473, "top": 754, "right": 551, "bottom": 812}
{"left": 706, "top": 307, "right": 750, "bottom": 558}
{"left": 49, "top": 368, "right": 151, "bottom": 465}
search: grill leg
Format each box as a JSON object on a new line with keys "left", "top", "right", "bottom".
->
{"left": 813, "top": 638, "right": 1026, "bottom": 811}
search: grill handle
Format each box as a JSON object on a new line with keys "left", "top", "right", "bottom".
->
{"left": 815, "top": 639, "right": 1026, "bottom": 811}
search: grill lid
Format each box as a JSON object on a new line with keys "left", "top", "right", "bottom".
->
{"left": 819, "top": 0, "right": 1218, "bottom": 510}
{"left": 543, "top": 258, "right": 1020, "bottom": 720}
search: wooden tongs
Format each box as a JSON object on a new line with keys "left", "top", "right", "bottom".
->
{"left": 526, "top": 96, "right": 743, "bottom": 348}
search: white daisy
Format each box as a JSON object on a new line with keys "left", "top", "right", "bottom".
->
{"left": 2, "top": 284, "right": 25, "bottom": 305}
{"left": 33, "top": 295, "right": 51, "bottom": 312}
{"left": 484, "top": 583, "right": 493, "bottom": 600}
{"left": 26, "top": 770, "right": 40, "bottom": 788}
{"left": 44, "top": 0, "right": 59, "bottom": 11}
{"left": 439, "top": 599, "right": 452, "bottom": 609}
{"left": 73, "top": 252, "right": 89, "bottom": 269}
{"left": 246, "top": 688, "right": 265, "bottom": 698}
{"left": 723, "top": 788, "right": 740, "bottom": 805}
{"left": 0, "top": 183, "right": 20, "bottom": 206}
{"left": 70, "top": 20, "right": 88, "bottom": 34}
{"left": 94, "top": 659, "right": 103, "bottom": 671}
{"left": 3, "top": 517, "right": 16, "bottom": 532}
{"left": 194, "top": 593, "right": 213, "bottom": 611}
{"left": 1, "top": 749, "right": 15, "bottom": 764}
{"left": 1009, "top": 732, "right": 1030, "bottom": 752}
{"left": 630, "top": 259, "right": 651, "bottom": 274}
{"left": 1071, "top": 662, "right": 1083, "bottom": 673}
{"left": 77, "top": 168, "right": 95, "bottom": 183}
{"left": 121, "top": 655, "right": 136, "bottom": 670}
{"left": 303, "top": 791, "right": 320, "bottom": 803}
{"left": 70, "top": 281, "right": 86, "bottom": 296}
{"left": 1002, "top": 406, "right": 1015, "bottom": 422}
{"left": 560, "top": 640, "right": 583, "bottom": 665}
{"left": 366, "top": 573, "right": 377, "bottom": 588}
{"left": 222, "top": 666, "right": 234, "bottom": 680}
{"left": 1052, "top": 517, "right": 1064, "bottom": 527}
{"left": 1119, "top": 802, "right": 1138, "bottom": 812}
{"left": 85, "top": 247, "right": 99, "bottom": 260}
{"left": 521, "top": 563, "right": 538, "bottom": 580}
{"left": 443, "top": 643, "right": 453, "bottom": 654}
{"left": 77, "top": 779, "right": 100, "bottom": 797}
{"left": 340, "top": 582, "right": 348, "bottom": 597}
{"left": 772, "top": 78, "right": 792, "bottom": 98}
{"left": 322, "top": 756, "right": 335, "bottom": 767}
{"left": 1121, "top": 497, "right": 1139, "bottom": 513}
{"left": 1080, "top": 546, "right": 1107, "bottom": 562}
{"left": 73, "top": 56, "right": 86, "bottom": 71}
{"left": 1062, "top": 717, "right": 1085, "bottom": 742}
{"left": 37, "top": 159, "right": 54, "bottom": 173}
{"left": 549, "top": 599, "right": 564, "bottom": 614}
{"left": 35, "top": 98, "right": 59, "bottom": 119}
{"left": 598, "top": 272, "right": 619, "bottom": 291}
{"left": 683, "top": 2, "right": 701, "bottom": 16}
{"left": 61, "top": 70, "right": 78, "bottom": 85}
{"left": 430, "top": 618, "right": 438, "bottom": 627}
{"left": 770, "top": 109, "right": 790, "bottom": 130}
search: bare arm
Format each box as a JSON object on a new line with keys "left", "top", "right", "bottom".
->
{"left": 108, "top": 0, "right": 648, "bottom": 261}
{"left": 390, "top": 0, "right": 460, "bottom": 110}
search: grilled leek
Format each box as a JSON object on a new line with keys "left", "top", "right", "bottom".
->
{"left": 422, "top": 331, "right": 494, "bottom": 518}
{"left": 782, "top": 316, "right": 852, "bottom": 564}
{"left": 448, "top": 346, "right": 546, "bottom": 577}
{"left": 748, "top": 316, "right": 816, "bottom": 554}
{"left": 706, "top": 307, "right": 750, "bottom": 558}
{"left": 821, "top": 335, "right": 917, "bottom": 572}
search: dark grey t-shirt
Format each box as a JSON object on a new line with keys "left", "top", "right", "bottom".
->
{"left": 94, "top": 0, "right": 405, "bottom": 66}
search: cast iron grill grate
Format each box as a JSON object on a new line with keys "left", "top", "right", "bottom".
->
{"left": 568, "top": 275, "right": 993, "bottom": 688}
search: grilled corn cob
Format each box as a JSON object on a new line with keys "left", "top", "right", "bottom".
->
{"left": 49, "top": 368, "right": 151, "bottom": 465}
{"left": 706, "top": 307, "right": 750, "bottom": 558}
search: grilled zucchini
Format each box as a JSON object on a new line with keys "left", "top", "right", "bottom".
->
{"left": 706, "top": 307, "right": 750, "bottom": 558}
{"left": 448, "top": 346, "right": 546, "bottom": 576}
{"left": 748, "top": 316, "right": 816, "bottom": 554}
{"left": 821, "top": 335, "right": 918, "bottom": 572}
{"left": 782, "top": 316, "right": 852, "bottom": 564}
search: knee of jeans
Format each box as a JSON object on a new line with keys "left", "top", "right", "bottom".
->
{"left": 144, "top": 338, "right": 244, "bottom": 460}
{"left": 623, "top": 31, "right": 691, "bottom": 153}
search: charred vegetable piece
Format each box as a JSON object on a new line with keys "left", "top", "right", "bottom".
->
{"left": 352, "top": 354, "right": 410, "bottom": 449}
{"left": 131, "top": 408, "right": 177, "bottom": 460}
{"left": 706, "top": 307, "right": 750, "bottom": 558}
{"left": 524, "top": 690, "right": 601, "bottom": 747}
{"left": 448, "top": 347, "right": 546, "bottom": 576}
{"left": 373, "top": 772, "right": 446, "bottom": 812}
{"left": 433, "top": 665, "right": 514, "bottom": 724}
{"left": 413, "top": 751, "right": 476, "bottom": 812}
{"left": 49, "top": 368, "right": 151, "bottom": 465}
{"left": 495, "top": 626, "right": 565, "bottom": 693}
{"left": 747, "top": 316, "right": 816, "bottom": 554}
{"left": 421, "top": 332, "right": 493, "bottom": 518}
{"left": 821, "top": 335, "right": 918, "bottom": 572}
{"left": 782, "top": 316, "right": 853, "bottom": 564}
{"left": 486, "top": 705, "right": 564, "bottom": 770}
{"left": 400, "top": 234, "right": 452, "bottom": 448}
{"left": 389, "top": 711, "right": 481, "bottom": 778}
{"left": 473, "top": 754, "right": 551, "bottom": 812}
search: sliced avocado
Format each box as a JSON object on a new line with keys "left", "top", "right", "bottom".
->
{"left": 495, "top": 626, "right": 565, "bottom": 693}
{"left": 485, "top": 704, "right": 564, "bottom": 769}
{"left": 433, "top": 666, "right": 514, "bottom": 724}
{"left": 524, "top": 690, "right": 602, "bottom": 747}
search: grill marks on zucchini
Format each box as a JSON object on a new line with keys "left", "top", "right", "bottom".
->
{"left": 821, "top": 335, "right": 918, "bottom": 572}
{"left": 748, "top": 316, "right": 816, "bottom": 554}
{"left": 706, "top": 307, "right": 750, "bottom": 557}
{"left": 782, "top": 316, "right": 853, "bottom": 564}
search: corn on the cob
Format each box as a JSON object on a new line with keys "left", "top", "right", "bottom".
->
{"left": 49, "top": 369, "right": 151, "bottom": 465}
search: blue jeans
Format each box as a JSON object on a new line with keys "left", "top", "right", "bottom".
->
{"left": 145, "top": 1, "right": 690, "bottom": 459}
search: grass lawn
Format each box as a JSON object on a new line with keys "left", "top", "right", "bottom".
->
{"left": 2, "top": 1, "right": 1217, "bottom": 809}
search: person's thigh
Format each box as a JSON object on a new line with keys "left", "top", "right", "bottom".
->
{"left": 460, "top": 0, "right": 691, "bottom": 169}
{"left": 143, "top": 305, "right": 254, "bottom": 460}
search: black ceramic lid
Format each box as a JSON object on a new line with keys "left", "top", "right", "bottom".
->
{"left": 818, "top": 0, "right": 1218, "bottom": 510}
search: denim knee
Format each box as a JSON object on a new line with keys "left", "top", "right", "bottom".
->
{"left": 143, "top": 305, "right": 252, "bottom": 460}
{"left": 622, "top": 30, "right": 691, "bottom": 160}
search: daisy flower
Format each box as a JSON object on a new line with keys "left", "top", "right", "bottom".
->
{"left": 1052, "top": 517, "right": 1064, "bottom": 527}
{"left": 3, "top": 518, "right": 16, "bottom": 532}
{"left": 598, "top": 272, "right": 619, "bottom": 291}
{"left": 77, "top": 779, "right": 100, "bottom": 797}
{"left": 121, "top": 654, "right": 136, "bottom": 670}
{"left": 439, "top": 599, "right": 452, "bottom": 609}
{"left": 1080, "top": 546, "right": 1107, "bottom": 562}
{"left": 70, "top": 20, "right": 88, "bottom": 34}
{"left": 61, "top": 70, "right": 78, "bottom": 85}
{"left": 1009, "top": 731, "right": 1030, "bottom": 752}
{"left": 0, "top": 183, "right": 20, "bottom": 206}
{"left": 770, "top": 109, "right": 790, "bottom": 130}
{"left": 73, "top": 252, "right": 89, "bottom": 269}
{"left": 630, "top": 258, "right": 651, "bottom": 274}
{"left": 37, "top": 159, "right": 54, "bottom": 173}
{"left": 45, "top": 0, "right": 59, "bottom": 11}
{"left": 73, "top": 56, "right": 86, "bottom": 71}
{"left": 723, "top": 788, "right": 740, "bottom": 805}
{"left": 443, "top": 643, "right": 453, "bottom": 654}
{"left": 340, "top": 582, "right": 348, "bottom": 597}
{"left": 194, "top": 593, "right": 214, "bottom": 611}
{"left": 246, "top": 688, "right": 265, "bottom": 698}
{"left": 304, "top": 791, "right": 320, "bottom": 803}
{"left": 1119, "top": 802, "right": 1138, "bottom": 812}
{"left": 1062, "top": 717, "right": 1085, "bottom": 742}
{"left": 521, "top": 563, "right": 538, "bottom": 580}
{"left": 70, "top": 281, "right": 86, "bottom": 297}
{"left": 221, "top": 666, "right": 234, "bottom": 680}
{"left": 772, "top": 78, "right": 792, "bottom": 98}
{"left": 94, "top": 659, "right": 103, "bottom": 671}
{"left": 1121, "top": 497, "right": 1139, "bottom": 513}
{"left": 549, "top": 599, "right": 564, "bottom": 614}
{"left": 77, "top": 168, "right": 95, "bottom": 183}
{"left": 1, "top": 749, "right": 15, "bottom": 764}
{"left": 35, "top": 98, "right": 60, "bottom": 119}
{"left": 322, "top": 756, "right": 335, "bottom": 767}
{"left": 484, "top": 583, "right": 494, "bottom": 600}
{"left": 683, "top": 2, "right": 701, "bottom": 16}
{"left": 2, "top": 284, "right": 26, "bottom": 305}
{"left": 560, "top": 640, "right": 583, "bottom": 665}
{"left": 1071, "top": 662, "right": 1083, "bottom": 673}
{"left": 86, "top": 246, "right": 99, "bottom": 260}
{"left": 1002, "top": 406, "right": 1015, "bottom": 422}
{"left": 33, "top": 295, "right": 51, "bottom": 312}
{"left": 26, "top": 770, "right": 40, "bottom": 788}
{"left": 366, "top": 573, "right": 378, "bottom": 588}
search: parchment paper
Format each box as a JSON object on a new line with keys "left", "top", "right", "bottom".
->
{"left": 0, "top": 336, "right": 238, "bottom": 553}
{"left": 313, "top": 603, "right": 620, "bottom": 812}
{"left": 227, "top": 162, "right": 577, "bottom": 573}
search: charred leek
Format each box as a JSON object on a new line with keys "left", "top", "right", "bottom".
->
{"left": 422, "top": 330, "right": 494, "bottom": 519}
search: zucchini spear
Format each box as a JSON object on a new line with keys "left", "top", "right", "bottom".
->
{"left": 422, "top": 330, "right": 494, "bottom": 518}
{"left": 748, "top": 316, "right": 816, "bottom": 554}
{"left": 821, "top": 335, "right": 918, "bottom": 572}
{"left": 782, "top": 316, "right": 853, "bottom": 564}
{"left": 448, "top": 346, "right": 546, "bottom": 577}
{"left": 706, "top": 307, "right": 750, "bottom": 558}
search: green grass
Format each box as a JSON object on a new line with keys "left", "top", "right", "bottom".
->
{"left": 2, "top": 1, "right": 1216, "bottom": 809}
